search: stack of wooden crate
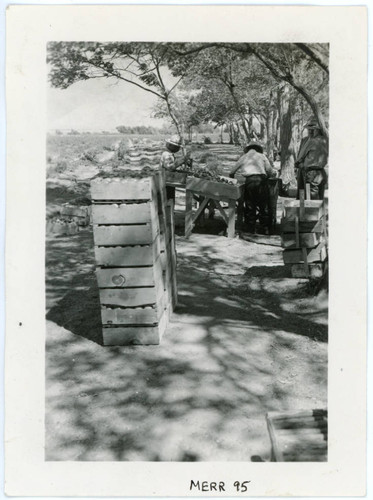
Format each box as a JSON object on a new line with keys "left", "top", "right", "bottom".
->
{"left": 281, "top": 191, "right": 328, "bottom": 278}
{"left": 91, "top": 170, "right": 176, "bottom": 346}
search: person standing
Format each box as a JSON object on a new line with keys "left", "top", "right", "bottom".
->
{"left": 295, "top": 117, "right": 328, "bottom": 200}
{"left": 160, "top": 135, "right": 190, "bottom": 200}
{"left": 230, "top": 141, "right": 278, "bottom": 234}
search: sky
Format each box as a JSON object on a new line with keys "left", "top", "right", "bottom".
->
{"left": 47, "top": 74, "right": 168, "bottom": 132}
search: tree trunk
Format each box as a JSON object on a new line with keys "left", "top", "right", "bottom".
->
{"left": 258, "top": 116, "right": 266, "bottom": 141}
{"left": 227, "top": 84, "right": 251, "bottom": 141}
{"left": 232, "top": 122, "right": 242, "bottom": 145}
{"left": 266, "top": 90, "right": 277, "bottom": 161}
{"left": 164, "top": 94, "right": 183, "bottom": 140}
{"left": 228, "top": 123, "right": 234, "bottom": 145}
{"left": 278, "top": 84, "right": 296, "bottom": 187}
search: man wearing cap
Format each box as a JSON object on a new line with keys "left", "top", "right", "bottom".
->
{"left": 230, "top": 141, "right": 278, "bottom": 234}
{"left": 295, "top": 117, "right": 328, "bottom": 200}
{"left": 160, "top": 135, "right": 190, "bottom": 200}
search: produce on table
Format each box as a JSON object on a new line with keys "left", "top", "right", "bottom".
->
{"left": 176, "top": 164, "right": 237, "bottom": 184}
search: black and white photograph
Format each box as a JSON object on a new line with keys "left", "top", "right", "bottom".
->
{"left": 4, "top": 5, "right": 367, "bottom": 497}
{"left": 45, "top": 41, "right": 329, "bottom": 463}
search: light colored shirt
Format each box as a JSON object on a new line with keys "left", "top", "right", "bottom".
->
{"left": 160, "top": 151, "right": 175, "bottom": 171}
{"left": 230, "top": 149, "right": 277, "bottom": 178}
{"left": 296, "top": 135, "right": 328, "bottom": 170}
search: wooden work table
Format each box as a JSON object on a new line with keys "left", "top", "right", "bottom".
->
{"left": 184, "top": 177, "right": 245, "bottom": 238}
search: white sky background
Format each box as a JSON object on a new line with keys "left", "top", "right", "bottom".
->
{"left": 47, "top": 59, "right": 174, "bottom": 132}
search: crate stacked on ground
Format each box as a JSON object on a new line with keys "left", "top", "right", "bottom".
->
{"left": 266, "top": 409, "right": 328, "bottom": 462}
{"left": 91, "top": 170, "right": 176, "bottom": 346}
{"left": 281, "top": 191, "right": 328, "bottom": 278}
{"left": 46, "top": 204, "right": 91, "bottom": 235}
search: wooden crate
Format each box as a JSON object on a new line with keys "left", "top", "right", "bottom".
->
{"left": 283, "top": 243, "right": 327, "bottom": 264}
{"left": 60, "top": 205, "right": 91, "bottom": 226}
{"left": 91, "top": 177, "right": 154, "bottom": 201}
{"left": 266, "top": 409, "right": 327, "bottom": 462}
{"left": 281, "top": 217, "right": 325, "bottom": 234}
{"left": 91, "top": 173, "right": 173, "bottom": 346}
{"left": 281, "top": 189, "right": 328, "bottom": 278}
{"left": 287, "top": 262, "right": 325, "bottom": 279}
{"left": 281, "top": 232, "right": 321, "bottom": 249}
{"left": 102, "top": 311, "right": 168, "bottom": 346}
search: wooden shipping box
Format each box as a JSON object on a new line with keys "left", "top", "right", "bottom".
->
{"left": 266, "top": 409, "right": 327, "bottom": 462}
{"left": 283, "top": 243, "right": 327, "bottom": 264}
{"left": 91, "top": 176, "right": 155, "bottom": 201}
{"left": 91, "top": 173, "right": 172, "bottom": 345}
{"left": 288, "top": 263, "right": 325, "bottom": 279}
{"left": 281, "top": 232, "right": 321, "bottom": 249}
{"left": 281, "top": 217, "right": 325, "bottom": 234}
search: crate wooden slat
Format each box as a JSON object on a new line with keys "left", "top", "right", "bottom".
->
{"left": 96, "top": 266, "right": 157, "bottom": 288}
{"left": 99, "top": 286, "right": 163, "bottom": 308}
{"left": 166, "top": 199, "right": 178, "bottom": 309}
{"left": 91, "top": 177, "right": 153, "bottom": 200}
{"left": 91, "top": 203, "right": 153, "bottom": 224}
{"left": 93, "top": 224, "right": 157, "bottom": 246}
{"left": 102, "top": 311, "right": 167, "bottom": 346}
{"left": 94, "top": 244, "right": 158, "bottom": 267}
{"left": 101, "top": 306, "right": 159, "bottom": 325}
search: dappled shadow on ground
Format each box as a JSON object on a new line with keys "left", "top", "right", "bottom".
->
{"left": 45, "top": 228, "right": 327, "bottom": 462}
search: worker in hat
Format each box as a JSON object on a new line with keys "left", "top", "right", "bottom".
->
{"left": 230, "top": 141, "right": 278, "bottom": 234}
{"left": 295, "top": 117, "right": 328, "bottom": 200}
{"left": 160, "top": 134, "right": 191, "bottom": 200}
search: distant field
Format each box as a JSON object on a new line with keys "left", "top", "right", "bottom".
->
{"left": 47, "top": 132, "right": 230, "bottom": 162}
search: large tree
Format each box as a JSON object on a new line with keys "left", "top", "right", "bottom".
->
{"left": 171, "top": 42, "right": 329, "bottom": 137}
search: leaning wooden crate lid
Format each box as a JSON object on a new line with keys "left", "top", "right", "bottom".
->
{"left": 283, "top": 199, "right": 324, "bottom": 221}
{"left": 91, "top": 172, "right": 158, "bottom": 201}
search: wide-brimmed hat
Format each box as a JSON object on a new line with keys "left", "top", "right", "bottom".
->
{"left": 305, "top": 117, "right": 321, "bottom": 129}
{"left": 244, "top": 141, "right": 264, "bottom": 154}
{"left": 166, "top": 135, "right": 182, "bottom": 147}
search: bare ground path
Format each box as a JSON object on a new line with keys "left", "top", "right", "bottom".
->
{"left": 46, "top": 225, "right": 327, "bottom": 461}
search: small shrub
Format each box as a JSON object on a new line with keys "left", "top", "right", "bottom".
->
{"left": 203, "top": 136, "right": 212, "bottom": 144}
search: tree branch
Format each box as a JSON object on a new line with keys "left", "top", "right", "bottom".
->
{"left": 294, "top": 43, "right": 329, "bottom": 74}
{"left": 85, "top": 59, "right": 165, "bottom": 99}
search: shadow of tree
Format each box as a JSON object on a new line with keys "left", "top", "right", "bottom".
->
{"left": 45, "top": 227, "right": 327, "bottom": 462}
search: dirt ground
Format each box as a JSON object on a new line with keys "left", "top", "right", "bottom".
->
{"left": 45, "top": 140, "right": 327, "bottom": 461}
